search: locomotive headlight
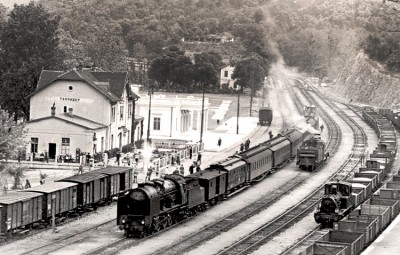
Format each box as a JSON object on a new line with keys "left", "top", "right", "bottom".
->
{"left": 141, "top": 220, "right": 145, "bottom": 225}
{"left": 121, "top": 219, "right": 126, "bottom": 224}
{"left": 335, "top": 208, "right": 339, "bottom": 213}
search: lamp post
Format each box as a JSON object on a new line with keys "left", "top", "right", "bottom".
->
{"left": 147, "top": 79, "right": 154, "bottom": 145}
{"left": 130, "top": 97, "right": 138, "bottom": 148}
{"left": 200, "top": 84, "right": 205, "bottom": 144}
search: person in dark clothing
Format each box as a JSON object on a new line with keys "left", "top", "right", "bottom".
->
{"left": 189, "top": 164, "right": 195, "bottom": 174}
{"left": 218, "top": 137, "right": 222, "bottom": 147}
{"left": 197, "top": 153, "right": 202, "bottom": 166}
{"left": 24, "top": 179, "right": 31, "bottom": 189}
{"left": 240, "top": 143, "right": 244, "bottom": 152}
{"left": 269, "top": 131, "right": 273, "bottom": 139}
{"left": 116, "top": 152, "right": 121, "bottom": 166}
{"left": 189, "top": 147, "right": 193, "bottom": 159}
{"left": 245, "top": 139, "right": 250, "bottom": 150}
{"left": 196, "top": 165, "right": 201, "bottom": 172}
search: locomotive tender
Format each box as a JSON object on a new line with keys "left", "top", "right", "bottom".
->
{"left": 117, "top": 128, "right": 312, "bottom": 237}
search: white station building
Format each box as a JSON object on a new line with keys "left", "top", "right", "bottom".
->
{"left": 137, "top": 94, "right": 210, "bottom": 144}
{"left": 25, "top": 68, "right": 143, "bottom": 161}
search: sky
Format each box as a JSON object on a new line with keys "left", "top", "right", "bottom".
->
{"left": 1, "top": 0, "right": 32, "bottom": 9}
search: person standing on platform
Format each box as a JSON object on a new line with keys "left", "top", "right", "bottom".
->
{"left": 245, "top": 139, "right": 250, "bottom": 150}
{"left": 179, "top": 164, "right": 185, "bottom": 175}
{"left": 218, "top": 137, "right": 222, "bottom": 147}
{"left": 197, "top": 153, "right": 202, "bottom": 166}
{"left": 189, "top": 163, "right": 195, "bottom": 174}
{"left": 240, "top": 143, "right": 244, "bottom": 152}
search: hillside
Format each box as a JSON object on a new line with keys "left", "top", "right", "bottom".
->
{"left": 331, "top": 52, "right": 400, "bottom": 108}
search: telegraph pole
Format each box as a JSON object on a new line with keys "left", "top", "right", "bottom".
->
{"left": 200, "top": 85, "right": 205, "bottom": 144}
{"left": 147, "top": 80, "right": 153, "bottom": 145}
{"left": 237, "top": 89, "right": 240, "bottom": 134}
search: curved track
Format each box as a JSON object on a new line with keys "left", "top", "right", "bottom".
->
{"left": 215, "top": 77, "right": 367, "bottom": 255}
{"left": 84, "top": 77, "right": 311, "bottom": 255}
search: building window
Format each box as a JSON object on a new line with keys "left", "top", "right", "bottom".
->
{"left": 154, "top": 117, "right": 161, "bottom": 130}
{"left": 64, "top": 106, "right": 67, "bottom": 113}
{"left": 31, "top": 137, "right": 38, "bottom": 153}
{"left": 61, "top": 138, "right": 70, "bottom": 154}
{"left": 128, "top": 103, "right": 132, "bottom": 119}
{"left": 111, "top": 106, "right": 116, "bottom": 122}
{"left": 224, "top": 70, "right": 228, "bottom": 77}
{"left": 101, "top": 137, "right": 104, "bottom": 152}
{"left": 120, "top": 105, "right": 124, "bottom": 121}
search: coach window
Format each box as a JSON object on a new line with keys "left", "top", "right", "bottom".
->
{"left": 31, "top": 138, "right": 38, "bottom": 153}
{"left": 61, "top": 138, "right": 70, "bottom": 154}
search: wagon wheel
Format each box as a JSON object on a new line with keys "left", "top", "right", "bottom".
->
{"left": 166, "top": 215, "right": 172, "bottom": 227}
{"left": 152, "top": 222, "right": 160, "bottom": 233}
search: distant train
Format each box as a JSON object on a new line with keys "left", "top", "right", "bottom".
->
{"left": 117, "top": 128, "right": 311, "bottom": 237}
{"left": 259, "top": 107, "right": 273, "bottom": 126}
{"left": 304, "top": 105, "right": 319, "bottom": 130}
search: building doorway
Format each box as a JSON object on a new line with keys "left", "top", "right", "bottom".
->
{"left": 48, "top": 143, "right": 56, "bottom": 159}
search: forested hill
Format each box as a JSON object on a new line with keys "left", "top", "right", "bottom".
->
{"left": 37, "top": 0, "right": 274, "bottom": 69}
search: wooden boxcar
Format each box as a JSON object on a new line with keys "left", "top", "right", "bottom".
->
{"left": 22, "top": 182, "right": 78, "bottom": 219}
{"left": 189, "top": 170, "right": 227, "bottom": 202}
{"left": 259, "top": 107, "right": 273, "bottom": 126}
{"left": 0, "top": 192, "right": 43, "bottom": 235}
{"left": 96, "top": 167, "right": 133, "bottom": 198}
{"left": 57, "top": 172, "right": 108, "bottom": 208}
{"left": 209, "top": 157, "right": 247, "bottom": 192}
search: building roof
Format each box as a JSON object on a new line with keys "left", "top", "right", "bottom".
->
{"left": 27, "top": 113, "right": 107, "bottom": 130}
{"left": 30, "top": 69, "right": 133, "bottom": 102}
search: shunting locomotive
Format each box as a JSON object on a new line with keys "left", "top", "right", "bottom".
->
{"left": 314, "top": 181, "right": 354, "bottom": 227}
{"left": 297, "top": 134, "right": 327, "bottom": 171}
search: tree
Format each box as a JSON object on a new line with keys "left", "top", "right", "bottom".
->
{"left": 0, "top": 2, "right": 62, "bottom": 120}
{"left": 232, "top": 54, "right": 267, "bottom": 116}
{"left": 192, "top": 62, "right": 219, "bottom": 91}
{"left": 85, "top": 26, "right": 128, "bottom": 71}
{"left": 0, "top": 106, "right": 26, "bottom": 161}
{"left": 3, "top": 164, "right": 27, "bottom": 190}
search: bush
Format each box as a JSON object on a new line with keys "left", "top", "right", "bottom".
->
{"left": 122, "top": 143, "right": 135, "bottom": 153}
{"left": 135, "top": 139, "right": 145, "bottom": 149}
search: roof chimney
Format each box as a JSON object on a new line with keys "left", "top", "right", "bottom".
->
{"left": 68, "top": 107, "right": 73, "bottom": 117}
{"left": 51, "top": 103, "right": 56, "bottom": 116}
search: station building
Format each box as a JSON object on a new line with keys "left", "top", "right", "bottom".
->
{"left": 25, "top": 68, "right": 143, "bottom": 161}
{"left": 137, "top": 94, "right": 210, "bottom": 146}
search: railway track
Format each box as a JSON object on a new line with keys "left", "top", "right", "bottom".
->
{"left": 82, "top": 76, "right": 310, "bottom": 255}
{"left": 214, "top": 77, "right": 367, "bottom": 255}
{"left": 124, "top": 77, "right": 339, "bottom": 255}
